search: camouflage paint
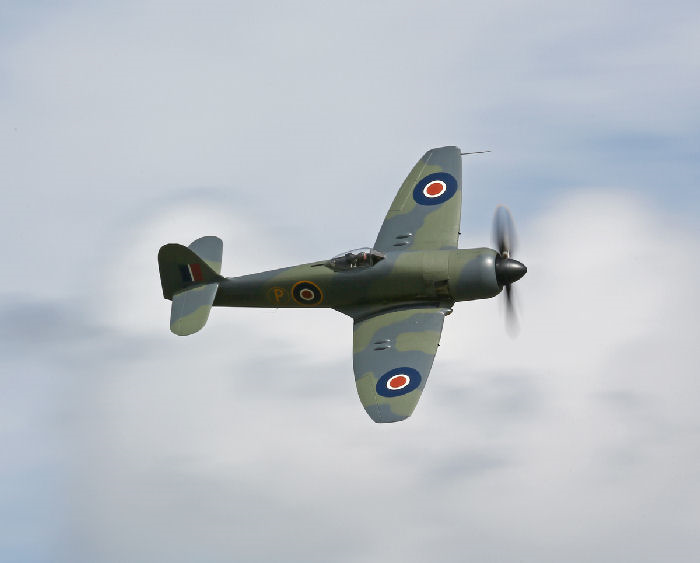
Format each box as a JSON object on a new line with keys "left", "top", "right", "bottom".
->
{"left": 210, "top": 247, "right": 500, "bottom": 311}
{"left": 188, "top": 236, "right": 223, "bottom": 274}
{"left": 170, "top": 282, "right": 219, "bottom": 336}
{"left": 157, "top": 146, "right": 525, "bottom": 423}
{"left": 353, "top": 308, "right": 445, "bottom": 422}
{"left": 374, "top": 146, "right": 462, "bottom": 252}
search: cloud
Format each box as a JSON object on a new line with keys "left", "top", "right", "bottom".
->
{"left": 4, "top": 189, "right": 699, "bottom": 562}
{"left": 2, "top": 2, "right": 700, "bottom": 561}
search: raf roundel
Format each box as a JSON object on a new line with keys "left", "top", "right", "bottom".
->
{"left": 376, "top": 367, "right": 422, "bottom": 398}
{"left": 423, "top": 180, "right": 447, "bottom": 198}
{"left": 412, "top": 172, "right": 458, "bottom": 206}
{"left": 291, "top": 280, "right": 324, "bottom": 305}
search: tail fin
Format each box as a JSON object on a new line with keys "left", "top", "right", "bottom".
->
{"left": 158, "top": 237, "right": 223, "bottom": 299}
{"left": 158, "top": 236, "right": 224, "bottom": 336}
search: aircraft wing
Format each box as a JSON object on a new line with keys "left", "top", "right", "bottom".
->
{"left": 353, "top": 306, "right": 448, "bottom": 423}
{"left": 373, "top": 146, "right": 462, "bottom": 253}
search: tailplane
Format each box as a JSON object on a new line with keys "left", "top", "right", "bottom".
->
{"left": 158, "top": 236, "right": 224, "bottom": 336}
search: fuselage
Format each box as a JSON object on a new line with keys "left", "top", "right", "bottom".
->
{"left": 213, "top": 248, "right": 502, "bottom": 311}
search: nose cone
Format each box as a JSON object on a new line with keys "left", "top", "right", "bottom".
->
{"left": 495, "top": 256, "right": 527, "bottom": 286}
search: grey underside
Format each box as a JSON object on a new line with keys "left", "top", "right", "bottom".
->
{"left": 188, "top": 236, "right": 223, "bottom": 274}
{"left": 170, "top": 283, "right": 219, "bottom": 336}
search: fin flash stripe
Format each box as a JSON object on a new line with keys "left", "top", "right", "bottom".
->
{"left": 179, "top": 263, "right": 204, "bottom": 283}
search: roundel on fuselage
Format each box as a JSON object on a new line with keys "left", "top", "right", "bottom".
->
{"left": 291, "top": 280, "right": 324, "bottom": 305}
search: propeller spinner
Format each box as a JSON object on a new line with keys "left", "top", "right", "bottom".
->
{"left": 492, "top": 206, "right": 526, "bottom": 335}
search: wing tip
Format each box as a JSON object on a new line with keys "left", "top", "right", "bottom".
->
{"left": 364, "top": 405, "right": 412, "bottom": 424}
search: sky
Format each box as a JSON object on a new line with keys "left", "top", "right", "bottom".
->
{"left": 1, "top": 1, "right": 700, "bottom": 562}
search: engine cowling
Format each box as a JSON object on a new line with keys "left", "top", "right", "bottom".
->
{"left": 447, "top": 248, "right": 502, "bottom": 302}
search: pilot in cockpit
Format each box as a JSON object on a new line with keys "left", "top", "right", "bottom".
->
{"left": 329, "top": 248, "right": 384, "bottom": 271}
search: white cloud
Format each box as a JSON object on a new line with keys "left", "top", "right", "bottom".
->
{"left": 2, "top": 1, "right": 700, "bottom": 561}
{"left": 27, "top": 190, "right": 690, "bottom": 562}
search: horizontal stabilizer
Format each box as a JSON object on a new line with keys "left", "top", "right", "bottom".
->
{"left": 170, "top": 282, "right": 219, "bottom": 336}
{"left": 188, "top": 236, "right": 223, "bottom": 274}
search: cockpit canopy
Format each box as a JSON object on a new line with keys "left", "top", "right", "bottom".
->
{"left": 328, "top": 248, "right": 385, "bottom": 271}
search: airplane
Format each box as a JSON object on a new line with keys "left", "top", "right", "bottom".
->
{"left": 158, "top": 146, "right": 527, "bottom": 423}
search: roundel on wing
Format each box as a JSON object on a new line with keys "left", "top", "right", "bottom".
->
{"left": 412, "top": 172, "right": 458, "bottom": 206}
{"left": 291, "top": 281, "right": 324, "bottom": 305}
{"left": 376, "top": 367, "right": 422, "bottom": 398}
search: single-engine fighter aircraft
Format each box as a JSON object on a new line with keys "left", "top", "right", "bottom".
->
{"left": 158, "top": 146, "right": 527, "bottom": 423}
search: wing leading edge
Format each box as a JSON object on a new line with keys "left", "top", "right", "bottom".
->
{"left": 373, "top": 146, "right": 462, "bottom": 253}
{"left": 353, "top": 307, "right": 447, "bottom": 423}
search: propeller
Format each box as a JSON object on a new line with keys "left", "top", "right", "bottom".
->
{"left": 492, "top": 205, "right": 526, "bottom": 336}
